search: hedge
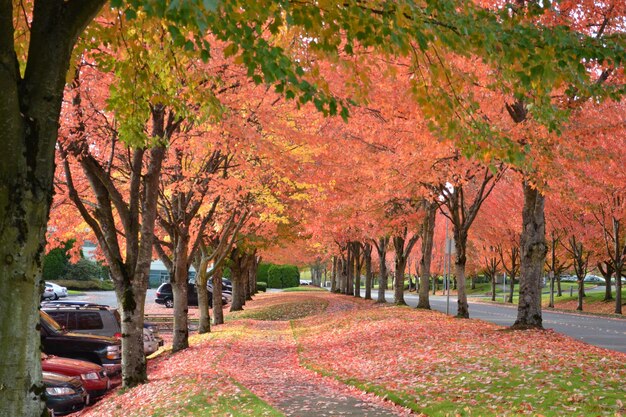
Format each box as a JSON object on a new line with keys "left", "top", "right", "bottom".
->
{"left": 50, "top": 279, "right": 115, "bottom": 291}
{"left": 256, "top": 281, "right": 267, "bottom": 292}
{"left": 257, "top": 263, "right": 273, "bottom": 283}
{"left": 267, "top": 265, "right": 300, "bottom": 288}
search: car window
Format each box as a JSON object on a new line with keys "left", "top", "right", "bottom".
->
{"left": 40, "top": 311, "right": 63, "bottom": 332}
{"left": 46, "top": 311, "right": 68, "bottom": 328}
{"left": 77, "top": 312, "right": 104, "bottom": 330}
{"left": 65, "top": 312, "right": 79, "bottom": 330}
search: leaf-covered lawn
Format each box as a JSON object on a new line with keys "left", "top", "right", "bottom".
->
{"left": 82, "top": 331, "right": 281, "bottom": 417}
{"left": 292, "top": 302, "right": 626, "bottom": 417}
{"left": 80, "top": 292, "right": 624, "bottom": 417}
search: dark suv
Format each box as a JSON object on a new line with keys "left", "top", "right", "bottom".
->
{"left": 40, "top": 311, "right": 122, "bottom": 375}
{"left": 155, "top": 282, "right": 230, "bottom": 308}
{"left": 41, "top": 301, "right": 163, "bottom": 352}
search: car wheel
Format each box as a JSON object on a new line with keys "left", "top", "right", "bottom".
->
{"left": 165, "top": 298, "right": 174, "bottom": 308}
{"left": 53, "top": 293, "right": 59, "bottom": 300}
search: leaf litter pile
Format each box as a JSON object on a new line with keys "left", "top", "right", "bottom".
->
{"left": 78, "top": 292, "right": 625, "bottom": 416}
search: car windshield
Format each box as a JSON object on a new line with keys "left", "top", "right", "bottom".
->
{"left": 40, "top": 311, "right": 64, "bottom": 332}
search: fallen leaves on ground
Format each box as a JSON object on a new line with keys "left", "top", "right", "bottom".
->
{"left": 291, "top": 295, "right": 626, "bottom": 417}
{"left": 74, "top": 292, "right": 624, "bottom": 417}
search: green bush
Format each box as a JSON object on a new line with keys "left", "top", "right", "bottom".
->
{"left": 42, "top": 247, "right": 69, "bottom": 281}
{"left": 51, "top": 279, "right": 115, "bottom": 291}
{"left": 282, "top": 265, "right": 300, "bottom": 288}
{"left": 267, "top": 266, "right": 282, "bottom": 289}
{"left": 63, "top": 259, "right": 108, "bottom": 281}
{"left": 256, "top": 263, "right": 273, "bottom": 283}
{"left": 267, "top": 265, "right": 300, "bottom": 288}
{"left": 256, "top": 281, "right": 267, "bottom": 292}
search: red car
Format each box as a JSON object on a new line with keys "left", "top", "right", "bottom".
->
{"left": 42, "top": 353, "right": 111, "bottom": 400}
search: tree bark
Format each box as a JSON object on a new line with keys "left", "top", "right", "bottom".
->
{"left": 513, "top": 182, "right": 547, "bottom": 329}
{"left": 346, "top": 244, "right": 354, "bottom": 295}
{"left": 374, "top": 237, "right": 389, "bottom": 303}
{"left": 353, "top": 243, "right": 362, "bottom": 297}
{"left": 212, "top": 266, "right": 225, "bottom": 325}
{"left": 364, "top": 243, "right": 373, "bottom": 300}
{"left": 0, "top": 2, "right": 105, "bottom": 414}
{"left": 116, "top": 279, "right": 147, "bottom": 387}
{"left": 171, "top": 237, "right": 190, "bottom": 352}
{"left": 418, "top": 202, "right": 436, "bottom": 309}
{"left": 598, "top": 262, "right": 613, "bottom": 301}
{"left": 230, "top": 248, "right": 245, "bottom": 311}
{"left": 330, "top": 256, "right": 338, "bottom": 293}
{"left": 196, "top": 253, "right": 211, "bottom": 334}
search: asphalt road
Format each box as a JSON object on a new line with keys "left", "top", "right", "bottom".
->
{"left": 367, "top": 290, "right": 626, "bottom": 354}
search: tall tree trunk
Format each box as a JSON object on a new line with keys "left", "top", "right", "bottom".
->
{"left": 249, "top": 254, "right": 258, "bottom": 296}
{"left": 453, "top": 230, "right": 469, "bottom": 318}
{"left": 394, "top": 257, "right": 407, "bottom": 305}
{"left": 331, "top": 256, "right": 338, "bottom": 293}
{"left": 508, "top": 277, "right": 515, "bottom": 303}
{"left": 418, "top": 203, "right": 436, "bottom": 309}
{"left": 0, "top": 2, "right": 105, "bottom": 414}
{"left": 346, "top": 245, "right": 354, "bottom": 295}
{"left": 172, "top": 238, "right": 190, "bottom": 352}
{"left": 491, "top": 275, "right": 497, "bottom": 302}
{"left": 577, "top": 279, "right": 584, "bottom": 311}
{"left": 195, "top": 253, "right": 211, "bottom": 334}
{"left": 364, "top": 243, "right": 373, "bottom": 300}
{"left": 599, "top": 262, "right": 613, "bottom": 301}
{"left": 514, "top": 182, "right": 547, "bottom": 329}
{"left": 613, "top": 218, "right": 623, "bottom": 315}
{"left": 212, "top": 266, "right": 225, "bottom": 325}
{"left": 375, "top": 237, "right": 389, "bottom": 303}
{"left": 230, "top": 249, "right": 245, "bottom": 311}
{"left": 557, "top": 275, "right": 562, "bottom": 297}
{"left": 354, "top": 243, "right": 362, "bottom": 298}
{"left": 244, "top": 253, "right": 253, "bottom": 301}
{"left": 116, "top": 278, "right": 148, "bottom": 387}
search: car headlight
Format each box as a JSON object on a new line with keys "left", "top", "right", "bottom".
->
{"left": 81, "top": 372, "right": 100, "bottom": 380}
{"left": 46, "top": 387, "right": 76, "bottom": 396}
{"left": 106, "top": 345, "right": 121, "bottom": 360}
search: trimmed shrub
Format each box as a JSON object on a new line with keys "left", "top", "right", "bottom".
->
{"left": 42, "top": 247, "right": 69, "bottom": 281}
{"left": 281, "top": 265, "right": 299, "bottom": 288}
{"left": 257, "top": 263, "right": 273, "bottom": 283}
{"left": 267, "top": 265, "right": 300, "bottom": 288}
{"left": 256, "top": 281, "right": 267, "bottom": 292}
{"left": 267, "top": 266, "right": 283, "bottom": 289}
{"left": 51, "top": 279, "right": 115, "bottom": 291}
{"left": 63, "top": 259, "right": 108, "bottom": 281}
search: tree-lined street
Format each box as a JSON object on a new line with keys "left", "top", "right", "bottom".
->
{"left": 2, "top": 0, "right": 626, "bottom": 415}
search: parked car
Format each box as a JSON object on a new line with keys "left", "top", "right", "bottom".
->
{"left": 584, "top": 275, "right": 606, "bottom": 284}
{"left": 42, "top": 353, "right": 110, "bottom": 399}
{"left": 207, "top": 283, "right": 233, "bottom": 302}
{"left": 40, "top": 311, "right": 122, "bottom": 376}
{"left": 558, "top": 274, "right": 577, "bottom": 282}
{"left": 42, "top": 285, "right": 56, "bottom": 301}
{"left": 42, "top": 301, "right": 162, "bottom": 354}
{"left": 46, "top": 282, "right": 68, "bottom": 299}
{"left": 155, "top": 282, "right": 230, "bottom": 308}
{"left": 43, "top": 371, "right": 88, "bottom": 415}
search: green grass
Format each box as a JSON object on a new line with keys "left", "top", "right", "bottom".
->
{"left": 282, "top": 286, "right": 326, "bottom": 292}
{"left": 149, "top": 378, "right": 282, "bottom": 417}
{"left": 229, "top": 299, "right": 328, "bottom": 321}
{"left": 67, "top": 290, "right": 84, "bottom": 295}
{"left": 549, "top": 288, "right": 626, "bottom": 305}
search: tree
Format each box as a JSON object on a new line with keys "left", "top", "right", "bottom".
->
{"left": 437, "top": 164, "right": 505, "bottom": 318}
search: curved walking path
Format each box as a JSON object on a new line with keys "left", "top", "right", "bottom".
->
{"left": 218, "top": 296, "right": 410, "bottom": 416}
